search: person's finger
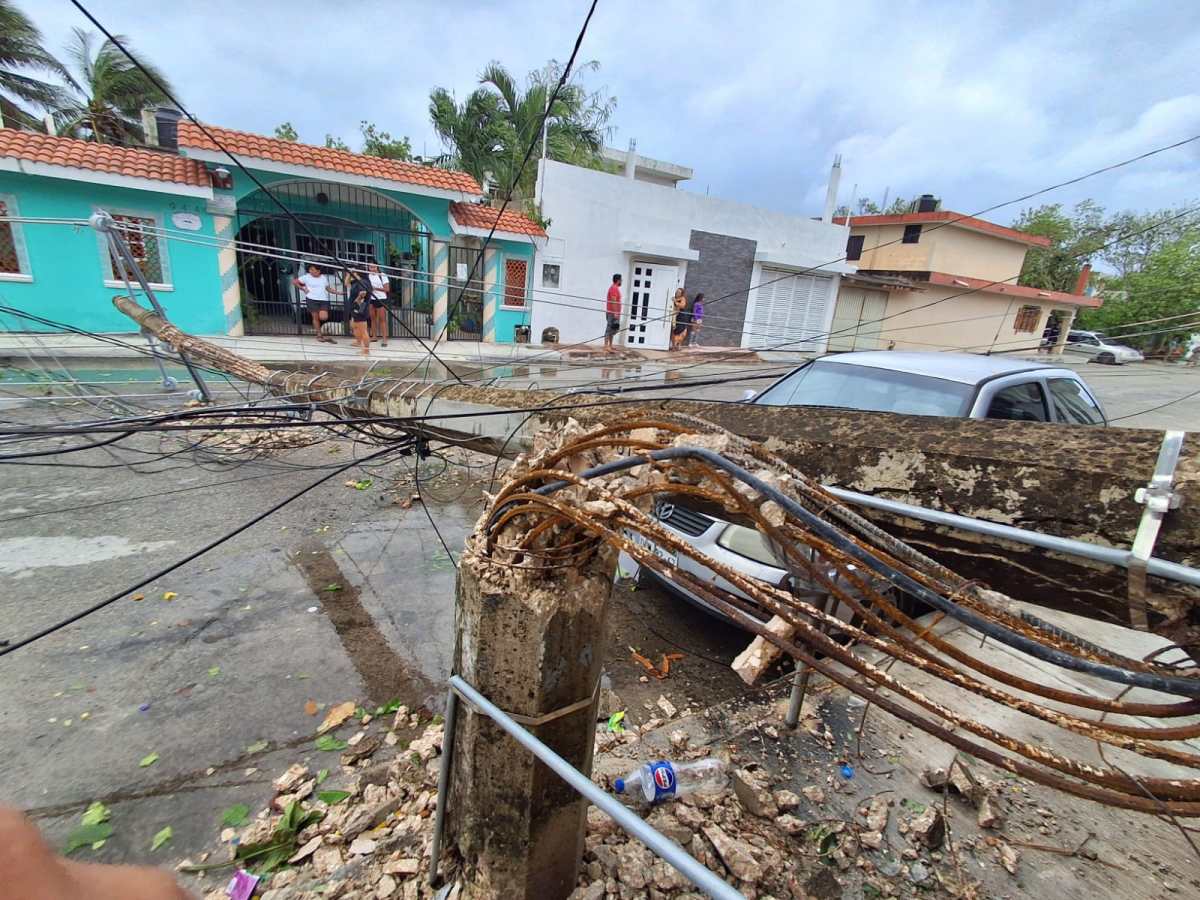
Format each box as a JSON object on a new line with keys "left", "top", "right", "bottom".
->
{"left": 61, "top": 859, "right": 192, "bottom": 900}
{"left": 0, "top": 806, "right": 78, "bottom": 898}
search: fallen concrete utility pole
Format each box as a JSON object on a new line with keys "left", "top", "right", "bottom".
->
{"left": 111, "top": 295, "right": 1200, "bottom": 650}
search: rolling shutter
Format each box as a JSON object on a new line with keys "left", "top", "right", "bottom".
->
{"left": 744, "top": 270, "right": 832, "bottom": 351}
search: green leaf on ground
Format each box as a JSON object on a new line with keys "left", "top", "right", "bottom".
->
{"left": 221, "top": 804, "right": 250, "bottom": 827}
{"left": 246, "top": 740, "right": 269, "bottom": 754}
{"left": 91, "top": 839, "right": 106, "bottom": 850}
{"left": 151, "top": 826, "right": 172, "bottom": 851}
{"left": 208, "top": 666, "right": 221, "bottom": 677}
{"left": 65, "top": 822, "right": 112, "bottom": 854}
{"left": 81, "top": 801, "right": 111, "bottom": 827}
{"left": 314, "top": 735, "right": 348, "bottom": 752}
{"left": 139, "top": 752, "right": 159, "bottom": 768}
{"left": 431, "top": 713, "right": 444, "bottom": 726}
{"left": 900, "top": 798, "right": 927, "bottom": 814}
{"left": 353, "top": 479, "right": 372, "bottom": 491}
{"left": 323, "top": 583, "right": 342, "bottom": 592}
{"left": 316, "top": 768, "right": 329, "bottom": 785}
{"left": 317, "top": 790, "right": 351, "bottom": 805}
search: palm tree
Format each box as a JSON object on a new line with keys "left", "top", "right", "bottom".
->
{"left": 55, "top": 28, "right": 174, "bottom": 144}
{"left": 0, "top": 0, "right": 65, "bottom": 130}
{"left": 429, "top": 60, "right": 615, "bottom": 202}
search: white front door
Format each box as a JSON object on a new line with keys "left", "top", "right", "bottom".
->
{"left": 828, "top": 288, "right": 888, "bottom": 351}
{"left": 742, "top": 269, "right": 835, "bottom": 351}
{"left": 625, "top": 261, "right": 677, "bottom": 350}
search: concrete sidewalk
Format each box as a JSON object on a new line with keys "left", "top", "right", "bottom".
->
{"left": 0, "top": 331, "right": 568, "bottom": 367}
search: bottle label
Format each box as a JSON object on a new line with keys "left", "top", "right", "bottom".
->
{"left": 648, "top": 761, "right": 677, "bottom": 801}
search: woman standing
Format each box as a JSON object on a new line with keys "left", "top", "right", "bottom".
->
{"left": 689, "top": 293, "right": 704, "bottom": 346}
{"left": 670, "top": 288, "right": 689, "bottom": 350}
{"left": 366, "top": 261, "right": 390, "bottom": 347}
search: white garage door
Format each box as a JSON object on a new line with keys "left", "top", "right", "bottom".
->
{"left": 743, "top": 270, "right": 834, "bottom": 351}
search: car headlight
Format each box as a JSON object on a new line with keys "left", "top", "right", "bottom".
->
{"left": 717, "top": 524, "right": 785, "bottom": 568}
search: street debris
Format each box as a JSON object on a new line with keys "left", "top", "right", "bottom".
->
{"left": 317, "top": 701, "right": 357, "bottom": 735}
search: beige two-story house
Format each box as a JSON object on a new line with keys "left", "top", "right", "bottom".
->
{"left": 830, "top": 209, "right": 1099, "bottom": 354}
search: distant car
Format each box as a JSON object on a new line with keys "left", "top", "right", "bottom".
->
{"left": 1064, "top": 329, "right": 1144, "bottom": 365}
{"left": 621, "top": 352, "right": 1107, "bottom": 626}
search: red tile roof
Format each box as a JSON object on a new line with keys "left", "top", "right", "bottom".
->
{"left": 0, "top": 127, "right": 210, "bottom": 187}
{"left": 178, "top": 122, "right": 481, "bottom": 195}
{"left": 925, "top": 271, "right": 1100, "bottom": 307}
{"left": 449, "top": 201, "right": 546, "bottom": 237}
{"left": 834, "top": 211, "right": 1051, "bottom": 247}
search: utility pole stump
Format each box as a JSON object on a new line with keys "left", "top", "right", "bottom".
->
{"left": 448, "top": 533, "right": 614, "bottom": 899}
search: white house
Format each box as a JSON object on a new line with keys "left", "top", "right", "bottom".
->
{"left": 531, "top": 151, "right": 854, "bottom": 351}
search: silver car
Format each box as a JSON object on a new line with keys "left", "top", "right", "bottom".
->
{"left": 1064, "top": 329, "right": 1144, "bottom": 365}
{"left": 621, "top": 352, "right": 1106, "bottom": 624}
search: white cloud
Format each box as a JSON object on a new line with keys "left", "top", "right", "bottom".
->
{"left": 18, "top": 0, "right": 1199, "bottom": 222}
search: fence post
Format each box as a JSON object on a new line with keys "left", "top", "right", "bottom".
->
{"left": 447, "top": 536, "right": 613, "bottom": 898}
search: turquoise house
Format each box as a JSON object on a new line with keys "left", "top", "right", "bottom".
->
{"left": 0, "top": 120, "right": 545, "bottom": 342}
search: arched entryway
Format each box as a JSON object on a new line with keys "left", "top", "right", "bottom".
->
{"left": 234, "top": 180, "right": 434, "bottom": 338}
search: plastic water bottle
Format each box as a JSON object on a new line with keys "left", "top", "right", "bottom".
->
{"left": 613, "top": 758, "right": 726, "bottom": 804}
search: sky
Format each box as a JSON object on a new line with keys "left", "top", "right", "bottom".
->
{"left": 23, "top": 0, "right": 1200, "bottom": 226}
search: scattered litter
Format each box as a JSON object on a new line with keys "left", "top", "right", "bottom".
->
{"left": 303, "top": 700, "right": 318, "bottom": 716}
{"left": 225, "top": 870, "right": 260, "bottom": 900}
{"left": 208, "top": 666, "right": 221, "bottom": 678}
{"left": 606, "top": 711, "right": 626, "bottom": 734}
{"left": 306, "top": 606, "right": 319, "bottom": 613}
{"left": 839, "top": 763, "right": 854, "bottom": 779}
{"left": 317, "top": 700, "right": 356, "bottom": 734}
{"left": 139, "top": 752, "right": 159, "bottom": 768}
{"left": 131, "top": 593, "right": 145, "bottom": 602}
{"left": 162, "top": 592, "right": 177, "bottom": 602}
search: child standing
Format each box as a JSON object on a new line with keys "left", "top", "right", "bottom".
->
{"left": 347, "top": 269, "right": 372, "bottom": 356}
{"left": 689, "top": 293, "right": 704, "bottom": 346}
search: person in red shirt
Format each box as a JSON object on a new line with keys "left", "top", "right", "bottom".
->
{"left": 604, "top": 273, "right": 623, "bottom": 352}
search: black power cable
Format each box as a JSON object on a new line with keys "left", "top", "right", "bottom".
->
{"left": 67, "top": 0, "right": 467, "bottom": 381}
{"left": 0, "top": 442, "right": 408, "bottom": 657}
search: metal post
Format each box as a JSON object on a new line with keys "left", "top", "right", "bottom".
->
{"left": 444, "top": 676, "right": 743, "bottom": 900}
{"left": 428, "top": 685, "right": 459, "bottom": 885}
{"left": 142, "top": 332, "right": 179, "bottom": 392}
{"left": 91, "top": 212, "right": 212, "bottom": 402}
{"left": 785, "top": 592, "right": 834, "bottom": 729}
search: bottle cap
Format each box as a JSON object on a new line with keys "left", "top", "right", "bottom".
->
{"left": 614, "top": 778, "right": 625, "bottom": 793}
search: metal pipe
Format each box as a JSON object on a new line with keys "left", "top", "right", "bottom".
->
{"left": 785, "top": 592, "right": 834, "bottom": 728}
{"left": 445, "top": 675, "right": 744, "bottom": 900}
{"left": 823, "top": 485, "right": 1200, "bottom": 588}
{"left": 428, "top": 686, "right": 460, "bottom": 885}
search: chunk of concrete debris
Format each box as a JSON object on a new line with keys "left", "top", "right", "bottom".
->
{"left": 774, "top": 814, "right": 806, "bottom": 835}
{"left": 312, "top": 845, "right": 345, "bottom": 877}
{"left": 390, "top": 706, "right": 410, "bottom": 731}
{"left": 319, "top": 701, "right": 357, "bottom": 735}
{"left": 288, "top": 835, "right": 322, "bottom": 864}
{"left": 656, "top": 695, "right": 677, "bottom": 718}
{"left": 920, "top": 767, "right": 950, "bottom": 791}
{"left": 865, "top": 795, "right": 889, "bottom": 833}
{"left": 998, "top": 841, "right": 1020, "bottom": 875}
{"left": 382, "top": 858, "right": 420, "bottom": 876}
{"left": 273, "top": 763, "right": 309, "bottom": 794}
{"left": 341, "top": 734, "right": 383, "bottom": 765}
{"left": 803, "top": 867, "right": 841, "bottom": 900}
{"left": 860, "top": 830, "right": 884, "bottom": 850}
{"left": 407, "top": 728, "right": 442, "bottom": 762}
{"left": 977, "top": 794, "right": 1003, "bottom": 829}
{"left": 731, "top": 615, "right": 794, "bottom": 685}
{"left": 774, "top": 789, "right": 801, "bottom": 812}
{"left": 376, "top": 874, "right": 398, "bottom": 897}
{"left": 801, "top": 785, "right": 826, "bottom": 805}
{"left": 732, "top": 767, "right": 779, "bottom": 819}
{"left": 348, "top": 836, "right": 377, "bottom": 855}
{"left": 669, "top": 729, "right": 689, "bottom": 751}
{"left": 615, "top": 842, "right": 653, "bottom": 890}
{"left": 910, "top": 807, "right": 945, "bottom": 849}
{"left": 702, "top": 825, "right": 763, "bottom": 883}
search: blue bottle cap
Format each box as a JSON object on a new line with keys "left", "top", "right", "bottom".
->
{"left": 614, "top": 778, "right": 625, "bottom": 793}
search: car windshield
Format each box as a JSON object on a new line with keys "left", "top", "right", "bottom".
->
{"left": 1092, "top": 333, "right": 1111, "bottom": 341}
{"left": 754, "top": 361, "right": 974, "bottom": 417}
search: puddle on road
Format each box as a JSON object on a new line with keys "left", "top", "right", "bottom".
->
{"left": 0, "top": 534, "right": 176, "bottom": 577}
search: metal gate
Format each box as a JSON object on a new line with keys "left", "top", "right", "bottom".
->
{"left": 446, "top": 245, "right": 483, "bottom": 341}
{"left": 234, "top": 180, "right": 433, "bottom": 339}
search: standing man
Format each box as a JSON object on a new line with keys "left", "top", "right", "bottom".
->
{"left": 293, "top": 262, "right": 335, "bottom": 343}
{"left": 604, "top": 273, "right": 623, "bottom": 352}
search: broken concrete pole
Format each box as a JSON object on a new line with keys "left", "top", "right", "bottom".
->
{"left": 447, "top": 533, "right": 613, "bottom": 899}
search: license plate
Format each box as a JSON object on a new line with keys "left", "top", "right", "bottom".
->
{"left": 623, "top": 529, "right": 677, "bottom": 566}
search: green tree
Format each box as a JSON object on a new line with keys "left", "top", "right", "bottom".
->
{"left": 324, "top": 133, "right": 349, "bottom": 151}
{"left": 0, "top": 0, "right": 65, "bottom": 129}
{"left": 359, "top": 121, "right": 411, "bottom": 160}
{"left": 273, "top": 121, "right": 298, "bottom": 141}
{"left": 1014, "top": 200, "right": 1108, "bottom": 292}
{"left": 54, "top": 28, "right": 173, "bottom": 143}
{"left": 1077, "top": 231, "right": 1200, "bottom": 350}
{"left": 430, "top": 59, "right": 615, "bottom": 202}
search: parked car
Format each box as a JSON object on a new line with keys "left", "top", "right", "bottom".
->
{"left": 620, "top": 352, "right": 1107, "bottom": 626}
{"left": 1064, "top": 329, "right": 1144, "bottom": 365}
